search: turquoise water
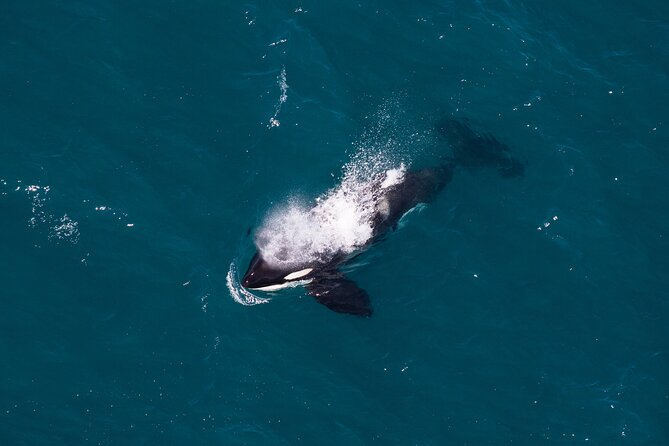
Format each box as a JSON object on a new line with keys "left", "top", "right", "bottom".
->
{"left": 2, "top": 1, "right": 668, "bottom": 444}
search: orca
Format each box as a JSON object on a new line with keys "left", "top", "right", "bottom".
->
{"left": 241, "top": 118, "right": 524, "bottom": 316}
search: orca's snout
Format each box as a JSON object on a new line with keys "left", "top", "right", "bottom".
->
{"left": 241, "top": 255, "right": 259, "bottom": 288}
{"left": 241, "top": 270, "right": 254, "bottom": 288}
{"left": 241, "top": 252, "right": 282, "bottom": 289}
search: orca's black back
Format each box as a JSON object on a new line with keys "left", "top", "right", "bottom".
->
{"left": 370, "top": 164, "right": 455, "bottom": 237}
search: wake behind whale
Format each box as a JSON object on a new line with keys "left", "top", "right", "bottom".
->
{"left": 231, "top": 116, "right": 524, "bottom": 316}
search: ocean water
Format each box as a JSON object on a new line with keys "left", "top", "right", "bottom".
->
{"left": 1, "top": 0, "right": 668, "bottom": 444}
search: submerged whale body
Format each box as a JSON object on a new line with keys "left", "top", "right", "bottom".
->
{"left": 242, "top": 118, "right": 524, "bottom": 316}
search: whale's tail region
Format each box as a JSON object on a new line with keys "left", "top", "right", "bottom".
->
{"left": 391, "top": 117, "right": 525, "bottom": 210}
{"left": 437, "top": 117, "right": 525, "bottom": 178}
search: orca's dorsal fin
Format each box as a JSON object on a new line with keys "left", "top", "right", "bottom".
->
{"left": 306, "top": 273, "right": 372, "bottom": 317}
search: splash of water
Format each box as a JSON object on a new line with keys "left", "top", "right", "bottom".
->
{"left": 226, "top": 261, "right": 271, "bottom": 306}
{"left": 255, "top": 164, "right": 407, "bottom": 268}
{"left": 255, "top": 101, "right": 421, "bottom": 268}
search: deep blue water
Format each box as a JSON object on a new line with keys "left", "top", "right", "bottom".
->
{"left": 2, "top": 1, "right": 669, "bottom": 444}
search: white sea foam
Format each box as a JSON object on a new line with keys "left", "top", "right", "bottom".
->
{"left": 226, "top": 261, "right": 271, "bottom": 306}
{"left": 4, "top": 182, "right": 82, "bottom": 244}
{"left": 268, "top": 66, "right": 288, "bottom": 128}
{"left": 49, "top": 213, "right": 80, "bottom": 243}
{"left": 255, "top": 163, "right": 408, "bottom": 269}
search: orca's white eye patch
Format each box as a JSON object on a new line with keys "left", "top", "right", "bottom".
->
{"left": 284, "top": 268, "right": 313, "bottom": 280}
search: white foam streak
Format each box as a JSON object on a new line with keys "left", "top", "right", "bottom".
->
{"left": 226, "top": 261, "right": 271, "bottom": 306}
{"left": 268, "top": 66, "right": 288, "bottom": 128}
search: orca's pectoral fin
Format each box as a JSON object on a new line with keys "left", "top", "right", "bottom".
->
{"left": 306, "top": 275, "right": 372, "bottom": 317}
